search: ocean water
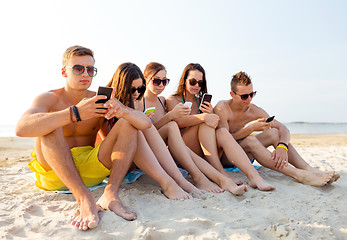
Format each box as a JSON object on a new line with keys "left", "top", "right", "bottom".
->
{"left": 1, "top": 123, "right": 347, "bottom": 137}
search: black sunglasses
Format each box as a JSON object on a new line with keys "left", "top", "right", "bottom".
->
{"left": 131, "top": 85, "right": 146, "bottom": 94}
{"left": 152, "top": 78, "right": 170, "bottom": 86}
{"left": 65, "top": 64, "right": 97, "bottom": 77}
{"left": 188, "top": 78, "right": 204, "bottom": 87}
{"left": 233, "top": 91, "right": 257, "bottom": 100}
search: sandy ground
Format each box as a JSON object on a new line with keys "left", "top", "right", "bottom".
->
{"left": 0, "top": 134, "right": 346, "bottom": 240}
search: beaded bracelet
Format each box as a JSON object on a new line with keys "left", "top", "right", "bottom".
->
{"left": 69, "top": 106, "right": 76, "bottom": 123}
{"left": 277, "top": 145, "right": 288, "bottom": 152}
{"left": 72, "top": 105, "right": 82, "bottom": 122}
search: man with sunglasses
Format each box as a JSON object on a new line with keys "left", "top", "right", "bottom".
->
{"left": 214, "top": 71, "right": 339, "bottom": 187}
{"left": 15, "top": 45, "right": 151, "bottom": 231}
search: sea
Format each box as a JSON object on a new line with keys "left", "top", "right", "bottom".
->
{"left": 1, "top": 123, "right": 347, "bottom": 137}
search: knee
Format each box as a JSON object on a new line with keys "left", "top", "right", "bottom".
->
{"left": 117, "top": 119, "right": 138, "bottom": 137}
{"left": 216, "top": 128, "right": 229, "bottom": 140}
{"left": 241, "top": 135, "right": 259, "bottom": 150}
{"left": 41, "top": 128, "right": 63, "bottom": 142}
{"left": 167, "top": 121, "right": 179, "bottom": 131}
{"left": 266, "top": 128, "right": 280, "bottom": 144}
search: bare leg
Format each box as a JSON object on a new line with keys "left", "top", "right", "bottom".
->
{"left": 183, "top": 124, "right": 242, "bottom": 185}
{"left": 158, "top": 121, "right": 223, "bottom": 193}
{"left": 216, "top": 128, "right": 275, "bottom": 191}
{"left": 36, "top": 128, "right": 99, "bottom": 231}
{"left": 255, "top": 128, "right": 338, "bottom": 183}
{"left": 187, "top": 147, "right": 248, "bottom": 195}
{"left": 240, "top": 129, "right": 334, "bottom": 186}
{"left": 97, "top": 119, "right": 138, "bottom": 221}
{"left": 142, "top": 125, "right": 203, "bottom": 195}
{"left": 134, "top": 131, "right": 192, "bottom": 200}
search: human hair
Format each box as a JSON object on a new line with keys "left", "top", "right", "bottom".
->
{"left": 106, "top": 62, "right": 145, "bottom": 109}
{"left": 173, "top": 63, "right": 207, "bottom": 100}
{"left": 230, "top": 71, "right": 252, "bottom": 93}
{"left": 62, "top": 45, "right": 94, "bottom": 66}
{"left": 143, "top": 62, "right": 166, "bottom": 83}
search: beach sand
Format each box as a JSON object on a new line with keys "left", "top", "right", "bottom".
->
{"left": 0, "top": 134, "right": 346, "bottom": 240}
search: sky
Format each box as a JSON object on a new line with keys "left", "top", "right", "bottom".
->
{"left": 1, "top": 0, "right": 346, "bottom": 127}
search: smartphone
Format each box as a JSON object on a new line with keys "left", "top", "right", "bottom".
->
{"left": 95, "top": 86, "right": 113, "bottom": 104}
{"left": 144, "top": 107, "right": 156, "bottom": 114}
{"left": 266, "top": 116, "right": 275, "bottom": 122}
{"left": 184, "top": 102, "right": 192, "bottom": 109}
{"left": 199, "top": 93, "right": 212, "bottom": 110}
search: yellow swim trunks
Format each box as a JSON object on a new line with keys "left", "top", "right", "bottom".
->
{"left": 28, "top": 143, "right": 110, "bottom": 191}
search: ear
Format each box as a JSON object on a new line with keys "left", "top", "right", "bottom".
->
{"left": 230, "top": 91, "right": 234, "bottom": 98}
{"left": 61, "top": 67, "right": 67, "bottom": 77}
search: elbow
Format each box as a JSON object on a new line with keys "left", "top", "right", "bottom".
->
{"left": 15, "top": 124, "right": 25, "bottom": 137}
{"left": 140, "top": 118, "right": 152, "bottom": 130}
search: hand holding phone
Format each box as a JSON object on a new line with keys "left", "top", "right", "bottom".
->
{"left": 184, "top": 102, "right": 192, "bottom": 109}
{"left": 199, "top": 93, "right": 212, "bottom": 113}
{"left": 95, "top": 86, "right": 113, "bottom": 104}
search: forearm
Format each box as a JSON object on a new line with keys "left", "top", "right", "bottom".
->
{"left": 174, "top": 114, "right": 205, "bottom": 128}
{"left": 16, "top": 108, "right": 71, "bottom": 137}
{"left": 120, "top": 109, "right": 151, "bottom": 130}
{"left": 231, "top": 125, "right": 254, "bottom": 140}
{"left": 153, "top": 113, "right": 172, "bottom": 129}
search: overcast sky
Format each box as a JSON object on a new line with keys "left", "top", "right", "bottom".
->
{"left": 1, "top": 0, "right": 346, "bottom": 126}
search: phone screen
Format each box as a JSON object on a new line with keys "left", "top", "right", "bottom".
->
{"left": 96, "top": 86, "right": 113, "bottom": 104}
{"left": 199, "top": 93, "right": 212, "bottom": 110}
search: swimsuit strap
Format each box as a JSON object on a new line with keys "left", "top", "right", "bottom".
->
{"left": 157, "top": 97, "right": 167, "bottom": 113}
{"left": 142, "top": 97, "right": 146, "bottom": 112}
{"left": 181, "top": 94, "right": 200, "bottom": 112}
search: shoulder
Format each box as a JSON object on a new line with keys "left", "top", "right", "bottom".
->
{"left": 86, "top": 90, "right": 97, "bottom": 98}
{"left": 166, "top": 95, "right": 180, "bottom": 104}
{"left": 214, "top": 100, "right": 230, "bottom": 114}
{"left": 249, "top": 104, "right": 268, "bottom": 117}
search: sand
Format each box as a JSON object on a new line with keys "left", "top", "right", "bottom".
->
{"left": 0, "top": 134, "right": 347, "bottom": 240}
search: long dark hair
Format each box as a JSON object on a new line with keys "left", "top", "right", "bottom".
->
{"left": 173, "top": 63, "right": 207, "bottom": 100}
{"left": 106, "top": 62, "right": 145, "bottom": 109}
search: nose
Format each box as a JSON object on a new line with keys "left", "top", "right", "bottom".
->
{"left": 81, "top": 66, "right": 89, "bottom": 77}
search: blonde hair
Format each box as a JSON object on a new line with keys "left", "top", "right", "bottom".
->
{"left": 62, "top": 45, "right": 94, "bottom": 66}
{"left": 230, "top": 71, "right": 252, "bottom": 92}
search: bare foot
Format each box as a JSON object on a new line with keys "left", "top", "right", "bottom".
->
{"left": 220, "top": 178, "right": 248, "bottom": 196}
{"left": 70, "top": 193, "right": 100, "bottom": 231}
{"left": 296, "top": 170, "right": 334, "bottom": 187}
{"left": 222, "top": 170, "right": 243, "bottom": 185}
{"left": 161, "top": 180, "right": 192, "bottom": 200}
{"left": 178, "top": 179, "right": 205, "bottom": 196}
{"left": 309, "top": 168, "right": 340, "bottom": 184}
{"left": 194, "top": 176, "right": 224, "bottom": 193}
{"left": 97, "top": 189, "right": 137, "bottom": 221}
{"left": 248, "top": 176, "right": 275, "bottom": 191}
{"left": 327, "top": 172, "right": 340, "bottom": 184}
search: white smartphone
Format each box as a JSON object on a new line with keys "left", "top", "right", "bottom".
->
{"left": 184, "top": 102, "right": 192, "bottom": 109}
{"left": 144, "top": 107, "right": 156, "bottom": 114}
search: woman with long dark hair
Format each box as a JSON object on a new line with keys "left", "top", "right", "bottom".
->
{"left": 106, "top": 62, "right": 204, "bottom": 198}
{"left": 166, "top": 63, "right": 275, "bottom": 191}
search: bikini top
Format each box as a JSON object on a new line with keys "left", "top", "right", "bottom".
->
{"left": 143, "top": 97, "right": 167, "bottom": 114}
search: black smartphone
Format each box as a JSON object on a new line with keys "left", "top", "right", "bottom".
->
{"left": 95, "top": 86, "right": 113, "bottom": 104}
{"left": 266, "top": 116, "right": 275, "bottom": 122}
{"left": 199, "top": 93, "right": 212, "bottom": 109}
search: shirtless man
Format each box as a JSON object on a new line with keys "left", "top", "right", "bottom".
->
{"left": 214, "top": 71, "right": 339, "bottom": 187}
{"left": 15, "top": 46, "right": 152, "bottom": 231}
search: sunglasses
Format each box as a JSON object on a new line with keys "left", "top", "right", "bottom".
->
{"left": 188, "top": 78, "right": 204, "bottom": 87}
{"left": 152, "top": 78, "right": 170, "bottom": 86}
{"left": 131, "top": 85, "right": 146, "bottom": 94}
{"left": 233, "top": 91, "right": 257, "bottom": 100}
{"left": 65, "top": 64, "right": 97, "bottom": 77}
